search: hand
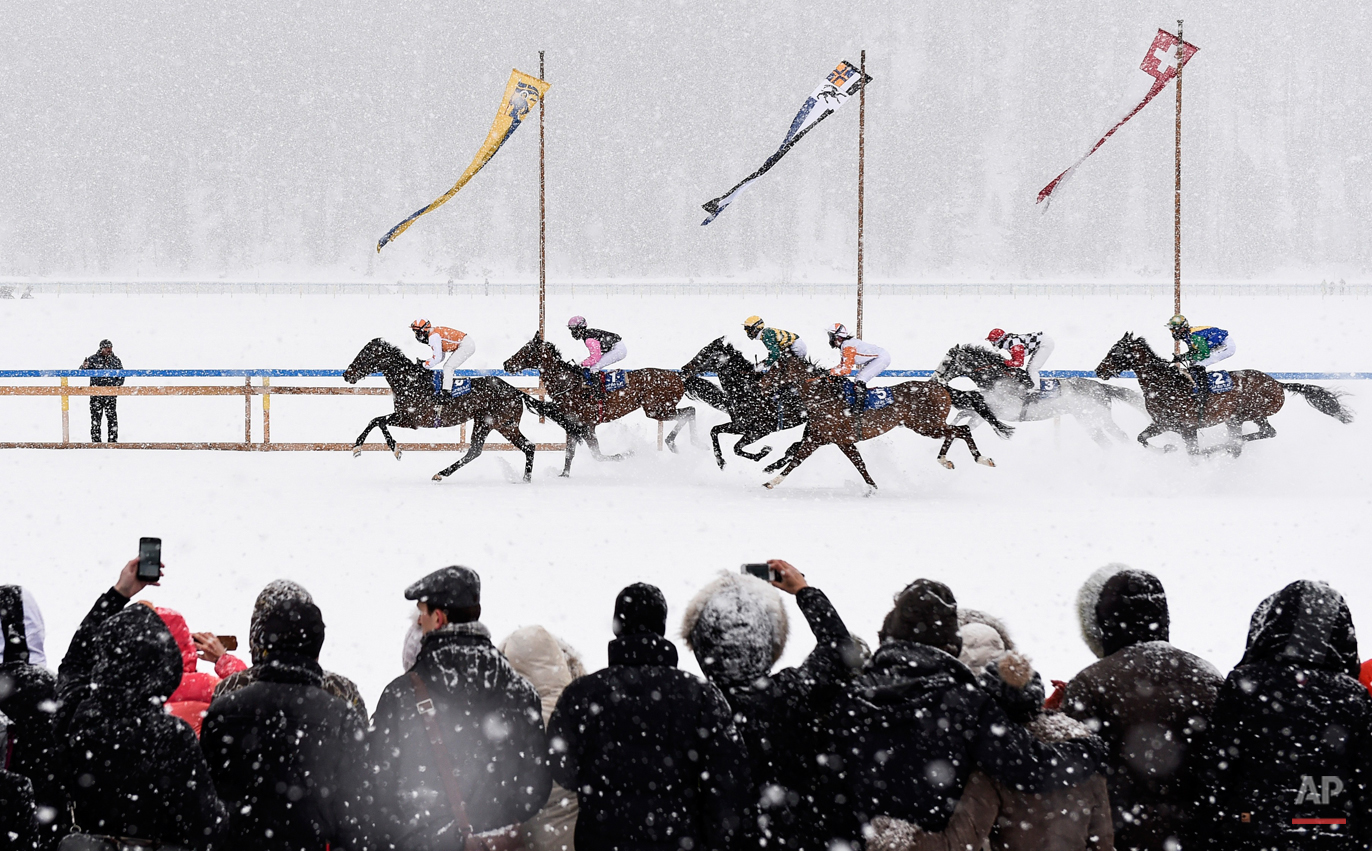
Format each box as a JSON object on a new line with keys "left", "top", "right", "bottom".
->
{"left": 768, "top": 559, "right": 809, "bottom": 595}
{"left": 113, "top": 557, "right": 161, "bottom": 599}
{"left": 192, "top": 632, "right": 226, "bottom": 663}
{"left": 753, "top": 363, "right": 768, "bottom": 373}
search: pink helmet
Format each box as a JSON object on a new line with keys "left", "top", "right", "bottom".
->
{"left": 567, "top": 316, "right": 586, "bottom": 329}
{"left": 987, "top": 328, "right": 1006, "bottom": 343}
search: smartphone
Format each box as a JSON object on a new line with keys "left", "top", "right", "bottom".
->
{"left": 137, "top": 537, "right": 162, "bottom": 582}
{"left": 741, "top": 563, "right": 780, "bottom": 582}
{"left": 217, "top": 635, "right": 238, "bottom": 652}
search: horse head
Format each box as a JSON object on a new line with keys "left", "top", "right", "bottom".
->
{"left": 681, "top": 337, "right": 729, "bottom": 377}
{"left": 503, "top": 335, "right": 547, "bottom": 375}
{"left": 936, "top": 344, "right": 1002, "bottom": 386}
{"left": 1095, "top": 332, "right": 1140, "bottom": 380}
{"left": 344, "top": 338, "right": 396, "bottom": 384}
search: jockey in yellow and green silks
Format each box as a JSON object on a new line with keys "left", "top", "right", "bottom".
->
{"left": 743, "top": 316, "right": 808, "bottom": 371}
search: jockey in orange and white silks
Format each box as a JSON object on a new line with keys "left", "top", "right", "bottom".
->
{"left": 568, "top": 316, "right": 627, "bottom": 371}
{"left": 411, "top": 320, "right": 475, "bottom": 392}
{"left": 827, "top": 323, "right": 889, "bottom": 414}
{"left": 987, "top": 329, "right": 1055, "bottom": 393}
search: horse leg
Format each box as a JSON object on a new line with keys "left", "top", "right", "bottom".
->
{"left": 1243, "top": 417, "right": 1277, "bottom": 442}
{"left": 763, "top": 435, "right": 824, "bottom": 489}
{"left": 764, "top": 436, "right": 808, "bottom": 472}
{"left": 1181, "top": 428, "right": 1201, "bottom": 456}
{"left": 734, "top": 431, "right": 773, "bottom": 462}
{"left": 499, "top": 426, "right": 536, "bottom": 482}
{"left": 352, "top": 415, "right": 389, "bottom": 457}
{"left": 561, "top": 435, "right": 579, "bottom": 477}
{"left": 1136, "top": 422, "right": 1168, "bottom": 451}
{"left": 1225, "top": 419, "right": 1245, "bottom": 458}
{"left": 433, "top": 423, "right": 492, "bottom": 481}
{"left": 377, "top": 419, "right": 402, "bottom": 460}
{"left": 836, "top": 443, "right": 878, "bottom": 493}
{"left": 953, "top": 424, "right": 994, "bottom": 467}
{"left": 584, "top": 429, "right": 628, "bottom": 463}
{"left": 664, "top": 407, "right": 695, "bottom": 452}
{"left": 710, "top": 422, "right": 733, "bottom": 468}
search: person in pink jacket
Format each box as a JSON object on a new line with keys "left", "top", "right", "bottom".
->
{"left": 143, "top": 604, "right": 247, "bottom": 736}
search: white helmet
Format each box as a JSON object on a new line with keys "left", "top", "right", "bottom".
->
{"left": 827, "top": 322, "right": 852, "bottom": 348}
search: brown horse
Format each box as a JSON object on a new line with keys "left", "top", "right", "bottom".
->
{"left": 756, "top": 356, "right": 1009, "bottom": 492}
{"left": 503, "top": 336, "right": 695, "bottom": 477}
{"left": 1095, "top": 333, "right": 1354, "bottom": 456}
{"left": 343, "top": 338, "right": 535, "bottom": 482}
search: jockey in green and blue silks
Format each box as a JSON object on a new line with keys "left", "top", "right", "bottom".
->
{"left": 743, "top": 316, "right": 808, "bottom": 371}
{"left": 1168, "top": 314, "right": 1235, "bottom": 406}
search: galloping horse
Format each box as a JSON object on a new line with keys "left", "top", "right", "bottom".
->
{"left": 756, "top": 355, "right": 1011, "bottom": 491}
{"left": 934, "top": 343, "right": 1143, "bottom": 444}
{"left": 1095, "top": 333, "right": 1354, "bottom": 456}
{"left": 343, "top": 338, "right": 536, "bottom": 482}
{"left": 681, "top": 337, "right": 807, "bottom": 468}
{"left": 503, "top": 336, "right": 695, "bottom": 477}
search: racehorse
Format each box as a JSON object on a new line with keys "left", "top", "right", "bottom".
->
{"left": 755, "top": 355, "right": 1011, "bottom": 492}
{"left": 343, "top": 338, "right": 536, "bottom": 482}
{"left": 1095, "top": 332, "right": 1354, "bottom": 456}
{"left": 934, "top": 343, "right": 1144, "bottom": 444}
{"left": 503, "top": 335, "right": 695, "bottom": 477}
{"left": 681, "top": 337, "right": 808, "bottom": 468}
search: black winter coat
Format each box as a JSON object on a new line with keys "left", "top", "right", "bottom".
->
{"left": 79, "top": 352, "right": 124, "bottom": 387}
{"left": 547, "top": 632, "right": 752, "bottom": 851}
{"left": 0, "top": 768, "right": 38, "bottom": 851}
{"left": 711, "top": 587, "right": 858, "bottom": 851}
{"left": 201, "top": 656, "right": 368, "bottom": 851}
{"left": 368, "top": 624, "right": 551, "bottom": 851}
{"left": 0, "top": 587, "right": 61, "bottom": 845}
{"left": 832, "top": 640, "right": 1105, "bottom": 837}
{"left": 60, "top": 603, "right": 227, "bottom": 848}
{"left": 1194, "top": 580, "right": 1372, "bottom": 850}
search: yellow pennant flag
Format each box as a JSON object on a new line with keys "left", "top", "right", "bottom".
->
{"left": 378, "top": 69, "right": 550, "bottom": 252}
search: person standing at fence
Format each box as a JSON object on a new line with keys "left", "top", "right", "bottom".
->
{"left": 79, "top": 340, "right": 123, "bottom": 443}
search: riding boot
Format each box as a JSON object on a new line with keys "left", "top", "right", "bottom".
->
{"left": 1190, "top": 365, "right": 1209, "bottom": 422}
{"left": 849, "top": 380, "right": 867, "bottom": 417}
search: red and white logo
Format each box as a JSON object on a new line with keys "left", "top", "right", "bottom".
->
{"left": 1140, "top": 29, "right": 1198, "bottom": 84}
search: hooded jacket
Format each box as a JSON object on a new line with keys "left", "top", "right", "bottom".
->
{"left": 1193, "top": 580, "right": 1372, "bottom": 850}
{"left": 832, "top": 638, "right": 1104, "bottom": 839}
{"left": 681, "top": 574, "right": 859, "bottom": 850}
{"left": 499, "top": 626, "right": 587, "bottom": 851}
{"left": 151, "top": 605, "right": 246, "bottom": 736}
{"left": 547, "top": 630, "right": 752, "bottom": 851}
{"left": 61, "top": 603, "right": 227, "bottom": 848}
{"left": 0, "top": 585, "right": 62, "bottom": 838}
{"left": 201, "top": 599, "right": 368, "bottom": 851}
{"left": 1062, "top": 565, "right": 1221, "bottom": 851}
{"left": 368, "top": 622, "right": 551, "bottom": 850}
{"left": 213, "top": 580, "right": 368, "bottom": 726}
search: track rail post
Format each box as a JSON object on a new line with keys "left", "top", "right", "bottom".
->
{"left": 243, "top": 377, "right": 252, "bottom": 444}
{"left": 262, "top": 377, "right": 271, "bottom": 446}
{"left": 61, "top": 377, "right": 69, "bottom": 444}
{"left": 658, "top": 419, "right": 664, "bottom": 451}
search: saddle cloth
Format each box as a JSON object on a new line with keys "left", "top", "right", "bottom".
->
{"left": 1193, "top": 370, "right": 1234, "bottom": 394}
{"left": 842, "top": 381, "right": 895, "bottom": 411}
{"left": 583, "top": 369, "right": 628, "bottom": 391}
{"left": 1035, "top": 378, "right": 1062, "bottom": 398}
{"left": 431, "top": 374, "right": 473, "bottom": 397}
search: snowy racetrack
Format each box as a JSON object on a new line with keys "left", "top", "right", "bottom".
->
{"left": 2, "top": 290, "right": 1368, "bottom": 707}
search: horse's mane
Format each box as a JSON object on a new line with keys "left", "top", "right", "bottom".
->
{"left": 372, "top": 338, "right": 405, "bottom": 358}
{"left": 949, "top": 343, "right": 1003, "bottom": 364}
{"left": 1125, "top": 333, "right": 1169, "bottom": 365}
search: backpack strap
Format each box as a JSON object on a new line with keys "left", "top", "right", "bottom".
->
{"left": 408, "top": 671, "right": 473, "bottom": 838}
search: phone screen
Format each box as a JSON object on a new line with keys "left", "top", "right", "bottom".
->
{"left": 138, "top": 537, "right": 162, "bottom": 582}
{"left": 741, "top": 563, "right": 771, "bottom": 580}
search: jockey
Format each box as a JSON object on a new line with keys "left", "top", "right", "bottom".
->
{"left": 1168, "top": 314, "right": 1234, "bottom": 405}
{"left": 411, "top": 319, "right": 475, "bottom": 393}
{"left": 744, "top": 315, "right": 808, "bottom": 371}
{"left": 568, "top": 316, "right": 627, "bottom": 372}
{"left": 827, "top": 323, "right": 890, "bottom": 414}
{"left": 987, "top": 329, "right": 1055, "bottom": 393}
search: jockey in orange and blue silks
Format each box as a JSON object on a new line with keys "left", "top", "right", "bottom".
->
{"left": 411, "top": 319, "right": 475, "bottom": 393}
{"left": 568, "top": 316, "right": 627, "bottom": 371}
{"left": 827, "top": 323, "right": 890, "bottom": 414}
{"left": 987, "top": 329, "right": 1055, "bottom": 393}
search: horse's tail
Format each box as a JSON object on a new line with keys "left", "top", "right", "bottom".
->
{"left": 684, "top": 374, "right": 728, "bottom": 409}
{"left": 947, "top": 388, "right": 1015, "bottom": 439}
{"left": 1283, "top": 383, "right": 1355, "bottom": 424}
{"left": 518, "top": 392, "right": 580, "bottom": 433}
{"left": 1097, "top": 382, "right": 1146, "bottom": 411}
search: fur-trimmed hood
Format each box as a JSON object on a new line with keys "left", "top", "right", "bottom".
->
{"left": 1077, "top": 563, "right": 1170, "bottom": 658}
{"left": 957, "top": 608, "right": 1040, "bottom": 723}
{"left": 957, "top": 607, "right": 1018, "bottom": 673}
{"left": 681, "top": 571, "right": 788, "bottom": 686}
{"left": 499, "top": 625, "right": 588, "bottom": 723}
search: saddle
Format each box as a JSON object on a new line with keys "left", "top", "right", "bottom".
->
{"left": 841, "top": 381, "right": 895, "bottom": 411}
{"left": 1193, "top": 370, "right": 1234, "bottom": 395}
{"left": 582, "top": 369, "right": 628, "bottom": 392}
{"left": 432, "top": 374, "right": 473, "bottom": 397}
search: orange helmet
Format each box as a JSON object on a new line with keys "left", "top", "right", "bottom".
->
{"left": 410, "top": 319, "right": 432, "bottom": 335}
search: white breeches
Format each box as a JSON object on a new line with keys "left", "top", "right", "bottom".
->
{"left": 1197, "top": 341, "right": 1235, "bottom": 367}
{"left": 1025, "top": 336, "right": 1054, "bottom": 388}
{"left": 854, "top": 352, "right": 891, "bottom": 383}
{"left": 591, "top": 341, "right": 627, "bottom": 371}
{"left": 438, "top": 337, "right": 476, "bottom": 390}
{"left": 789, "top": 339, "right": 809, "bottom": 360}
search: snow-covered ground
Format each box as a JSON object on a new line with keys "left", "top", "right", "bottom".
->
{"left": 1, "top": 290, "right": 1368, "bottom": 707}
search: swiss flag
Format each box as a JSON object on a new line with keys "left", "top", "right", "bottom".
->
{"left": 1140, "top": 29, "right": 1199, "bottom": 84}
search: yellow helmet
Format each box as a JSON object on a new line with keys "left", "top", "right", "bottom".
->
{"left": 1166, "top": 314, "right": 1189, "bottom": 330}
{"left": 743, "top": 315, "right": 764, "bottom": 331}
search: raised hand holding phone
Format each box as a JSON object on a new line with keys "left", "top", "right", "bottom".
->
{"left": 114, "top": 555, "right": 162, "bottom": 599}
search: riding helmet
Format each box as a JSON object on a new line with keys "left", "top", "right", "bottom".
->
{"left": 827, "top": 322, "right": 852, "bottom": 348}
{"left": 567, "top": 315, "right": 587, "bottom": 329}
{"left": 1167, "top": 314, "right": 1189, "bottom": 331}
{"left": 410, "top": 319, "right": 432, "bottom": 335}
{"left": 987, "top": 328, "right": 1006, "bottom": 343}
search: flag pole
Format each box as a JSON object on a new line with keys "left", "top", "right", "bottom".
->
{"left": 539, "top": 50, "right": 547, "bottom": 342}
{"left": 1173, "top": 21, "right": 1183, "bottom": 353}
{"left": 857, "top": 49, "right": 866, "bottom": 340}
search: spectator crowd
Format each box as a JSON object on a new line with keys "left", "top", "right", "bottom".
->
{"left": 1, "top": 559, "right": 1369, "bottom": 851}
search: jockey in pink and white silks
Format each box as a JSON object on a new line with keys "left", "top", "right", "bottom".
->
{"left": 987, "top": 329, "right": 1054, "bottom": 393}
{"left": 568, "top": 316, "right": 627, "bottom": 372}
{"left": 827, "top": 323, "right": 890, "bottom": 414}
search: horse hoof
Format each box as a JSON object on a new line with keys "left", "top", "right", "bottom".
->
{"left": 1162, "top": 445, "right": 1178, "bottom": 454}
{"left": 431, "top": 474, "right": 444, "bottom": 482}
{"left": 559, "top": 472, "right": 571, "bottom": 478}
{"left": 938, "top": 458, "right": 955, "bottom": 470}
{"left": 351, "top": 447, "right": 362, "bottom": 458}
{"left": 976, "top": 456, "right": 996, "bottom": 467}
{"left": 764, "top": 475, "right": 784, "bottom": 489}
{"left": 863, "top": 485, "right": 878, "bottom": 497}
{"left": 394, "top": 450, "right": 403, "bottom": 461}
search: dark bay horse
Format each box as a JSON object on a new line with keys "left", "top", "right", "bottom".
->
{"left": 503, "top": 336, "right": 695, "bottom": 477}
{"left": 344, "top": 338, "right": 535, "bottom": 481}
{"left": 681, "top": 337, "right": 807, "bottom": 468}
{"left": 1095, "top": 333, "right": 1353, "bottom": 456}
{"left": 934, "top": 343, "right": 1143, "bottom": 444}
{"left": 756, "top": 356, "right": 1011, "bottom": 492}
